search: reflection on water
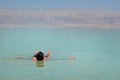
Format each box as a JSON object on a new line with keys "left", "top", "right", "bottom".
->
{"left": 36, "top": 60, "right": 44, "bottom": 67}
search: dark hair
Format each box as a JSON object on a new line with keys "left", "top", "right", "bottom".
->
{"left": 36, "top": 51, "right": 44, "bottom": 61}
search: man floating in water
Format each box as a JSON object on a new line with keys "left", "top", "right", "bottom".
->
{"left": 31, "top": 50, "right": 51, "bottom": 67}
{"left": 14, "top": 50, "right": 75, "bottom": 67}
{"left": 14, "top": 50, "right": 75, "bottom": 61}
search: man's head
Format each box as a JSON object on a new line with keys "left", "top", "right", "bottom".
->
{"left": 36, "top": 51, "right": 44, "bottom": 61}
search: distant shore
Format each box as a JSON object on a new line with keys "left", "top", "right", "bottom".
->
{"left": 0, "top": 9, "right": 120, "bottom": 29}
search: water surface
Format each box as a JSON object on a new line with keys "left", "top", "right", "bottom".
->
{"left": 0, "top": 28, "right": 120, "bottom": 80}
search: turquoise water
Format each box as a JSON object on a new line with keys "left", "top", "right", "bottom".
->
{"left": 0, "top": 28, "right": 120, "bottom": 80}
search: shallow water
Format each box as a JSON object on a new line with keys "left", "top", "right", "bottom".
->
{"left": 0, "top": 28, "right": 120, "bottom": 80}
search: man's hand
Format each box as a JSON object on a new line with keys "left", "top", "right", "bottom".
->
{"left": 32, "top": 57, "right": 36, "bottom": 61}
